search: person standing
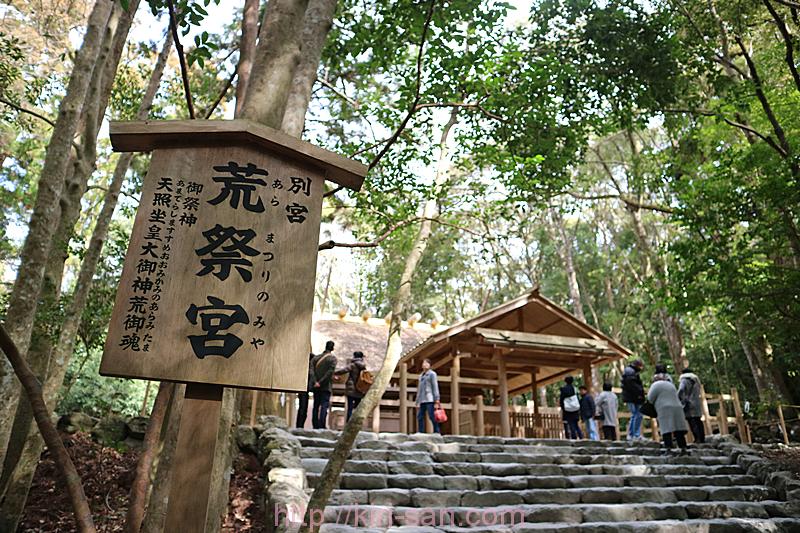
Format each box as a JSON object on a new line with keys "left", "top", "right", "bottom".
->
{"left": 296, "top": 352, "right": 314, "bottom": 428}
{"left": 648, "top": 373, "right": 689, "bottom": 454}
{"left": 311, "top": 340, "right": 336, "bottom": 429}
{"left": 336, "top": 351, "right": 367, "bottom": 421}
{"left": 678, "top": 368, "right": 705, "bottom": 444}
{"left": 595, "top": 382, "right": 619, "bottom": 440}
{"left": 559, "top": 376, "right": 583, "bottom": 440}
{"left": 622, "top": 359, "right": 645, "bottom": 441}
{"left": 654, "top": 363, "right": 673, "bottom": 383}
{"left": 416, "top": 358, "right": 441, "bottom": 433}
{"left": 579, "top": 385, "right": 599, "bottom": 441}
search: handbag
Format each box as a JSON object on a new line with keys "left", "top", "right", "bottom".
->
{"left": 640, "top": 400, "right": 657, "bottom": 418}
{"left": 563, "top": 394, "right": 580, "bottom": 412}
{"left": 434, "top": 406, "right": 448, "bottom": 423}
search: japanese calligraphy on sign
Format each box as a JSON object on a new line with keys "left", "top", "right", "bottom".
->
{"left": 100, "top": 139, "right": 335, "bottom": 391}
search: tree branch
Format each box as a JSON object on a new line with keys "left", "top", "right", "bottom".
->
{"left": 735, "top": 36, "right": 791, "bottom": 155}
{"left": 167, "top": 0, "right": 195, "bottom": 119}
{"left": 367, "top": 0, "right": 437, "bottom": 171}
{"left": 202, "top": 68, "right": 237, "bottom": 119}
{"left": 318, "top": 217, "right": 420, "bottom": 250}
{"left": 0, "top": 323, "right": 95, "bottom": 533}
{"left": 317, "top": 76, "right": 359, "bottom": 108}
{"left": 413, "top": 101, "right": 506, "bottom": 122}
{"left": 0, "top": 97, "right": 56, "bottom": 127}
{"left": 661, "top": 107, "right": 788, "bottom": 157}
{"left": 773, "top": 0, "right": 800, "bottom": 7}
{"left": 566, "top": 191, "right": 675, "bottom": 214}
{"left": 763, "top": 0, "right": 800, "bottom": 94}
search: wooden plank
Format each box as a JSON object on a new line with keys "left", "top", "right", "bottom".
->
{"left": 451, "top": 354, "right": 461, "bottom": 436}
{"left": 109, "top": 119, "right": 367, "bottom": 191}
{"left": 249, "top": 391, "right": 258, "bottom": 426}
{"left": 165, "top": 383, "right": 223, "bottom": 533}
{"left": 372, "top": 403, "right": 381, "bottom": 433}
{"left": 399, "top": 363, "right": 408, "bottom": 434}
{"left": 475, "top": 327, "right": 610, "bottom": 352}
{"left": 100, "top": 146, "right": 321, "bottom": 391}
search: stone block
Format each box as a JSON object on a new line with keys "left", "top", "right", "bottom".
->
{"left": 433, "top": 462, "right": 482, "bottom": 476}
{"left": 389, "top": 461, "right": 435, "bottom": 476}
{"left": 481, "top": 463, "right": 528, "bottom": 476}
{"left": 461, "top": 491, "right": 525, "bottom": 507}
{"left": 410, "top": 489, "right": 462, "bottom": 507}
{"left": 620, "top": 488, "right": 677, "bottom": 504}
{"left": 522, "top": 489, "right": 581, "bottom": 505}
{"left": 444, "top": 475, "right": 479, "bottom": 491}
{"left": 369, "top": 489, "right": 411, "bottom": 506}
{"left": 344, "top": 460, "right": 388, "bottom": 474}
{"left": 330, "top": 490, "right": 369, "bottom": 505}
{"left": 624, "top": 476, "right": 666, "bottom": 488}
{"left": 478, "top": 476, "right": 528, "bottom": 491}
{"left": 433, "top": 452, "right": 481, "bottom": 463}
{"left": 580, "top": 488, "right": 624, "bottom": 504}
{"left": 527, "top": 477, "right": 569, "bottom": 489}
{"left": 566, "top": 475, "right": 624, "bottom": 489}
{"left": 389, "top": 474, "right": 445, "bottom": 490}
{"left": 340, "top": 474, "right": 388, "bottom": 490}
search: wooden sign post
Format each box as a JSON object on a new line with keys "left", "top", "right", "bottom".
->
{"left": 99, "top": 120, "right": 366, "bottom": 532}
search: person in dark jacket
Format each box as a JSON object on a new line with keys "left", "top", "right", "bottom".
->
{"left": 310, "top": 340, "right": 336, "bottom": 429}
{"left": 559, "top": 376, "right": 583, "bottom": 440}
{"left": 579, "top": 386, "right": 599, "bottom": 441}
{"left": 296, "top": 352, "right": 314, "bottom": 428}
{"left": 335, "top": 351, "right": 367, "bottom": 421}
{"left": 621, "top": 359, "right": 645, "bottom": 441}
{"left": 679, "top": 368, "right": 705, "bottom": 443}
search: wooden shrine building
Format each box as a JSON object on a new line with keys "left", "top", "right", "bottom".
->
{"left": 394, "top": 289, "right": 632, "bottom": 437}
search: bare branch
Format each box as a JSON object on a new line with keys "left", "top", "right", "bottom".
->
{"left": 317, "top": 76, "right": 359, "bottom": 108}
{"left": 167, "top": 0, "right": 195, "bottom": 119}
{"left": 0, "top": 324, "right": 95, "bottom": 532}
{"left": 318, "top": 217, "right": 420, "bottom": 250}
{"left": 566, "top": 191, "right": 675, "bottom": 215}
{"left": 367, "top": 0, "right": 438, "bottom": 170}
{"left": 0, "top": 97, "right": 56, "bottom": 127}
{"left": 413, "top": 101, "right": 505, "bottom": 122}
{"left": 322, "top": 185, "right": 343, "bottom": 198}
{"left": 773, "top": 0, "right": 800, "bottom": 7}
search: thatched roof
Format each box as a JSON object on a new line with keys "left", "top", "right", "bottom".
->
{"left": 311, "top": 314, "right": 440, "bottom": 371}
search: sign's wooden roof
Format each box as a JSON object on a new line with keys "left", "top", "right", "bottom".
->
{"left": 109, "top": 119, "right": 367, "bottom": 191}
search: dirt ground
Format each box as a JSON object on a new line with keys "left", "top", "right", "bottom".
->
{"left": 19, "top": 432, "right": 266, "bottom": 532}
{"left": 763, "top": 446, "right": 800, "bottom": 480}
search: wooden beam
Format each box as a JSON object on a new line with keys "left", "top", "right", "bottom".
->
{"left": 372, "top": 403, "right": 381, "bottom": 433}
{"left": 452, "top": 354, "right": 461, "bottom": 435}
{"left": 475, "top": 394, "right": 485, "bottom": 437}
{"left": 497, "top": 356, "right": 510, "bottom": 438}
{"left": 399, "top": 362, "right": 408, "bottom": 434}
{"left": 731, "top": 387, "right": 747, "bottom": 444}
{"left": 432, "top": 354, "right": 454, "bottom": 371}
{"left": 475, "top": 327, "right": 611, "bottom": 352}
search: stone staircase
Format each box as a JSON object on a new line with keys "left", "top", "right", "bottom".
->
{"left": 291, "top": 428, "right": 800, "bottom": 532}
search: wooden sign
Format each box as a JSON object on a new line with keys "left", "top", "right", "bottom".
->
{"left": 100, "top": 120, "right": 366, "bottom": 392}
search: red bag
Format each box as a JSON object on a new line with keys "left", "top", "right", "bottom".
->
{"left": 434, "top": 406, "right": 448, "bottom": 423}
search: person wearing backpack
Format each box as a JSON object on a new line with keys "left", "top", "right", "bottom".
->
{"left": 678, "top": 368, "right": 705, "bottom": 443}
{"left": 622, "top": 359, "right": 645, "bottom": 441}
{"left": 416, "top": 358, "right": 441, "bottom": 433}
{"left": 310, "top": 340, "right": 337, "bottom": 429}
{"left": 335, "top": 351, "right": 370, "bottom": 421}
{"left": 559, "top": 376, "right": 583, "bottom": 439}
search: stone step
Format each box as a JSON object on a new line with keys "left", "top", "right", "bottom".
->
{"left": 317, "top": 517, "right": 800, "bottom": 532}
{"left": 317, "top": 502, "right": 800, "bottom": 528}
{"left": 304, "top": 462, "right": 746, "bottom": 482}
{"left": 300, "top": 448, "right": 738, "bottom": 468}
{"left": 294, "top": 436, "right": 727, "bottom": 457}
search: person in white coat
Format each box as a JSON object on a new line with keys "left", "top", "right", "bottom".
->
{"left": 595, "top": 382, "right": 619, "bottom": 440}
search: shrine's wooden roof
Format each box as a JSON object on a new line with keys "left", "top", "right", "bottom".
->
{"left": 399, "top": 288, "right": 632, "bottom": 392}
{"left": 109, "top": 119, "right": 367, "bottom": 191}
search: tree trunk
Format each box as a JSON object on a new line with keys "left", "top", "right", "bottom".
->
{"left": 234, "top": 0, "right": 261, "bottom": 117}
{"left": 734, "top": 318, "right": 790, "bottom": 404}
{"left": 239, "top": 0, "right": 311, "bottom": 125}
{"left": 0, "top": 0, "right": 114, "bottom": 466}
{"left": 140, "top": 384, "right": 185, "bottom": 533}
{"left": 280, "top": 0, "right": 338, "bottom": 137}
{"left": 550, "top": 208, "right": 601, "bottom": 391}
{"left": 126, "top": 382, "right": 173, "bottom": 533}
{"left": 300, "top": 108, "right": 459, "bottom": 533}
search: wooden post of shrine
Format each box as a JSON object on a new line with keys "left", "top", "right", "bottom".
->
{"left": 497, "top": 356, "right": 510, "bottom": 438}
{"left": 474, "top": 394, "right": 485, "bottom": 437}
{"left": 700, "top": 385, "right": 713, "bottom": 435}
{"left": 99, "top": 120, "right": 367, "bottom": 533}
{"left": 451, "top": 354, "right": 461, "bottom": 435}
{"left": 372, "top": 403, "right": 381, "bottom": 433}
{"left": 530, "top": 369, "right": 540, "bottom": 438}
{"left": 717, "top": 394, "right": 729, "bottom": 435}
{"left": 399, "top": 362, "right": 408, "bottom": 433}
{"left": 731, "top": 387, "right": 747, "bottom": 443}
{"left": 582, "top": 363, "right": 593, "bottom": 393}
{"left": 249, "top": 391, "right": 258, "bottom": 426}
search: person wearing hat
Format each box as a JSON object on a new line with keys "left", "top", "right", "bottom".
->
{"left": 335, "top": 351, "right": 368, "bottom": 421}
{"left": 622, "top": 359, "right": 645, "bottom": 441}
